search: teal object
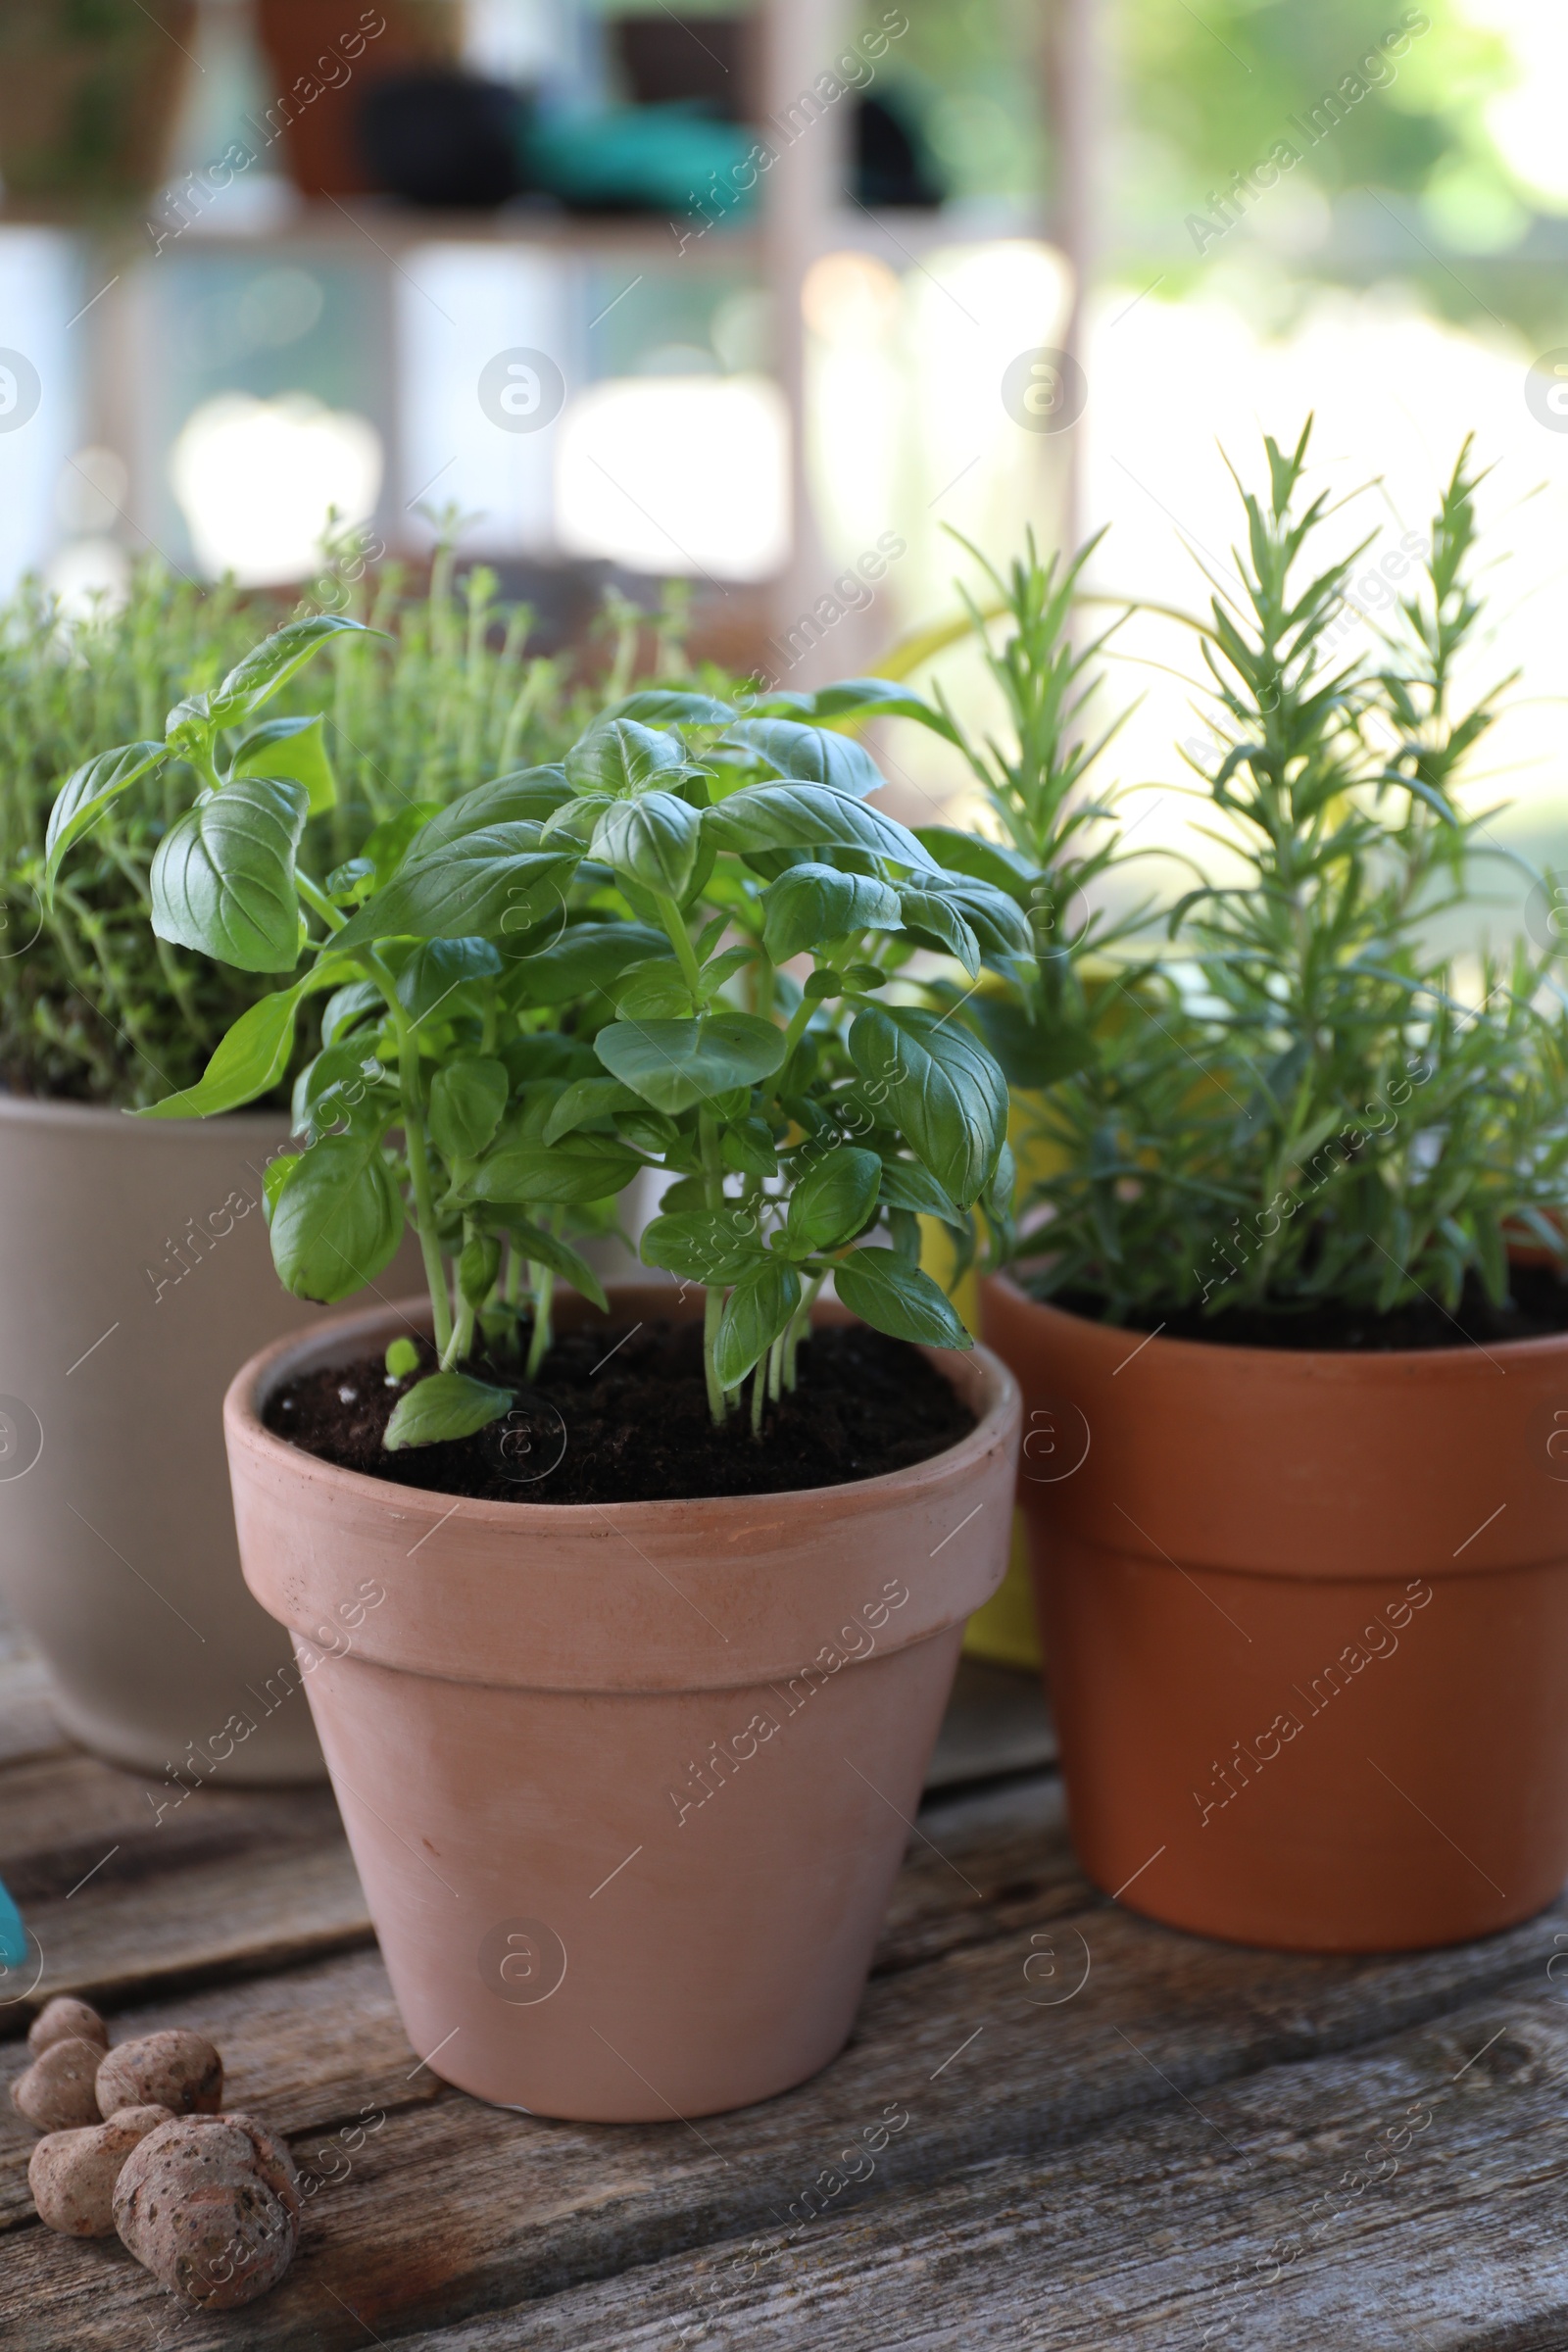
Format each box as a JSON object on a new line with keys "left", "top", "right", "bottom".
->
{"left": 0, "top": 1874, "right": 25, "bottom": 1973}
{"left": 521, "top": 104, "right": 758, "bottom": 220}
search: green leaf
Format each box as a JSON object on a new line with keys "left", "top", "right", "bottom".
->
{"left": 429, "top": 1057, "right": 510, "bottom": 1159}
{"left": 542, "top": 1075, "right": 641, "bottom": 1143}
{"left": 321, "top": 978, "right": 385, "bottom": 1046}
{"left": 334, "top": 833, "right": 577, "bottom": 949}
{"left": 969, "top": 995, "right": 1095, "bottom": 1088}
{"left": 849, "top": 1004, "right": 1007, "bottom": 1207}
{"left": 293, "top": 1041, "right": 387, "bottom": 1137}
{"left": 494, "top": 1219, "right": 610, "bottom": 1312}
{"left": 229, "top": 713, "right": 337, "bottom": 814}
{"left": 363, "top": 803, "right": 440, "bottom": 884}
{"left": 564, "top": 718, "right": 687, "bottom": 796}
{"left": 912, "top": 827, "right": 1035, "bottom": 901}
{"left": 507, "top": 921, "right": 669, "bottom": 1008}
{"left": 164, "top": 695, "right": 213, "bottom": 762}
{"left": 263, "top": 1152, "right": 300, "bottom": 1218}
{"left": 876, "top": 1155, "right": 964, "bottom": 1226}
{"left": 412, "top": 766, "right": 571, "bottom": 855}
{"left": 269, "top": 1128, "right": 402, "bottom": 1302}
{"left": 44, "top": 741, "right": 166, "bottom": 894}
{"left": 760, "top": 863, "right": 903, "bottom": 962}
{"left": 834, "top": 1249, "right": 972, "bottom": 1348}
{"left": 210, "top": 615, "right": 374, "bottom": 724}
{"left": 384, "top": 1370, "right": 514, "bottom": 1451}
{"left": 703, "top": 783, "right": 937, "bottom": 870}
{"left": 714, "top": 1257, "right": 802, "bottom": 1389}
{"left": 721, "top": 1115, "right": 779, "bottom": 1177}
{"left": 458, "top": 1231, "right": 503, "bottom": 1310}
{"left": 720, "top": 718, "right": 884, "bottom": 800}
{"left": 470, "top": 1134, "right": 641, "bottom": 1205}
{"left": 595, "top": 1011, "right": 785, "bottom": 1115}
{"left": 786, "top": 1147, "right": 881, "bottom": 1250}
{"left": 385, "top": 1336, "right": 420, "bottom": 1380}
{"left": 396, "top": 937, "right": 503, "bottom": 1024}
{"left": 641, "top": 1208, "right": 767, "bottom": 1284}
{"left": 150, "top": 776, "right": 309, "bottom": 972}
{"left": 606, "top": 690, "right": 737, "bottom": 727}
{"left": 591, "top": 791, "right": 704, "bottom": 899}
{"left": 796, "top": 678, "right": 961, "bottom": 744}
{"left": 897, "top": 888, "right": 982, "bottom": 977}
{"left": 609, "top": 957, "right": 693, "bottom": 1018}
{"left": 136, "top": 985, "right": 301, "bottom": 1119}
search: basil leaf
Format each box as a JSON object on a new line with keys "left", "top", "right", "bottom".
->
{"left": 564, "top": 718, "right": 687, "bottom": 796}
{"left": 210, "top": 614, "right": 373, "bottom": 723}
{"left": 591, "top": 791, "right": 704, "bottom": 899}
{"left": 363, "top": 803, "right": 441, "bottom": 884}
{"left": 269, "top": 1128, "right": 402, "bottom": 1302}
{"left": 384, "top": 1370, "right": 514, "bottom": 1451}
{"left": 609, "top": 958, "right": 693, "bottom": 1018}
{"left": 897, "top": 888, "right": 982, "bottom": 978}
{"left": 491, "top": 1218, "right": 610, "bottom": 1312}
{"left": 334, "top": 833, "right": 577, "bottom": 949}
{"left": 44, "top": 741, "right": 167, "bottom": 893}
{"left": 848, "top": 1004, "right": 1007, "bottom": 1207}
{"left": 413, "top": 766, "right": 572, "bottom": 855}
{"left": 429, "top": 1057, "right": 510, "bottom": 1159}
{"left": 396, "top": 937, "right": 503, "bottom": 1024}
{"left": 876, "top": 1155, "right": 964, "bottom": 1227}
{"left": 228, "top": 713, "right": 337, "bottom": 814}
{"left": 641, "top": 1208, "right": 766, "bottom": 1283}
{"left": 470, "top": 1135, "right": 641, "bottom": 1205}
{"left": 785, "top": 1147, "right": 881, "bottom": 1250}
{"left": 607, "top": 690, "right": 737, "bottom": 727}
{"left": 913, "top": 826, "right": 1035, "bottom": 904}
{"left": 507, "top": 921, "right": 669, "bottom": 1008}
{"left": 714, "top": 1257, "right": 802, "bottom": 1389}
{"left": 720, "top": 718, "right": 884, "bottom": 801}
{"left": 703, "top": 783, "right": 937, "bottom": 871}
{"left": 542, "top": 1074, "right": 641, "bottom": 1143}
{"left": 595, "top": 1011, "right": 785, "bottom": 1115}
{"left": 720, "top": 1115, "right": 779, "bottom": 1178}
{"left": 293, "top": 1041, "right": 386, "bottom": 1139}
{"left": 136, "top": 986, "right": 301, "bottom": 1120}
{"left": 834, "top": 1249, "right": 971, "bottom": 1348}
{"left": 918, "top": 872, "right": 1036, "bottom": 957}
{"left": 150, "top": 775, "right": 309, "bottom": 972}
{"left": 760, "top": 863, "right": 903, "bottom": 962}
{"left": 320, "top": 979, "right": 386, "bottom": 1046}
{"left": 797, "top": 678, "right": 962, "bottom": 743}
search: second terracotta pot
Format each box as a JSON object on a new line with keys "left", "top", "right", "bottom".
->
{"left": 225, "top": 1289, "right": 1020, "bottom": 2120}
{"left": 982, "top": 1272, "right": 1568, "bottom": 1953}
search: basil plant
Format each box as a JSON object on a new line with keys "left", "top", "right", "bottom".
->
{"left": 51, "top": 626, "right": 1024, "bottom": 1448}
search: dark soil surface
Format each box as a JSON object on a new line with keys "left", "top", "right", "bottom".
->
{"left": 1047, "top": 1263, "right": 1568, "bottom": 1351}
{"left": 265, "top": 1319, "right": 976, "bottom": 1505}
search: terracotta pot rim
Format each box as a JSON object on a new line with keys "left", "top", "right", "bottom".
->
{"left": 224, "top": 1290, "right": 1020, "bottom": 1530}
{"left": 0, "top": 1090, "right": 290, "bottom": 1138}
{"left": 988, "top": 1268, "right": 1568, "bottom": 1376}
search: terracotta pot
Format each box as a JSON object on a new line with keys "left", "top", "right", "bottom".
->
{"left": 224, "top": 1288, "right": 1020, "bottom": 2119}
{"left": 981, "top": 1271, "right": 1568, "bottom": 1953}
{"left": 254, "top": 0, "right": 464, "bottom": 199}
{"left": 0, "top": 1097, "right": 416, "bottom": 1783}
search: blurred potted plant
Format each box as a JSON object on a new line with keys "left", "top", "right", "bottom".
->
{"left": 119, "top": 664, "right": 1023, "bottom": 2117}
{"left": 1, "top": 541, "right": 685, "bottom": 1779}
{"left": 0, "top": 0, "right": 194, "bottom": 208}
{"left": 980, "top": 428, "right": 1568, "bottom": 1953}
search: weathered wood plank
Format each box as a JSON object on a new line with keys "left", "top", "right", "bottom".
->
{"left": 4, "top": 1772, "right": 1565, "bottom": 2351}
{"left": 350, "top": 1981, "right": 1568, "bottom": 2352}
{"left": 0, "top": 1754, "right": 371, "bottom": 2028}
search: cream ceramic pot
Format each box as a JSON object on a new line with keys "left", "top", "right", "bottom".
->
{"left": 225, "top": 1290, "right": 1021, "bottom": 2120}
{"left": 0, "top": 1095, "right": 372, "bottom": 1781}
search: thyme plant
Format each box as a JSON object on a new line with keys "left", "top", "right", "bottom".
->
{"left": 53, "top": 643, "right": 1021, "bottom": 1446}
{"left": 993, "top": 426, "right": 1568, "bottom": 1324}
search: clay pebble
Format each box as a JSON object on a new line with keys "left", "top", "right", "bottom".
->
{"left": 11, "top": 2035, "right": 103, "bottom": 2132}
{"left": 27, "top": 2106, "right": 173, "bottom": 2236}
{"left": 28, "top": 1996, "right": 109, "bottom": 2057}
{"left": 114, "top": 2113, "right": 301, "bottom": 2310}
{"left": 97, "top": 2030, "right": 222, "bottom": 2120}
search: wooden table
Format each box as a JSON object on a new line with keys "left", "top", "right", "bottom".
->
{"left": 4, "top": 1620, "right": 1567, "bottom": 2351}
